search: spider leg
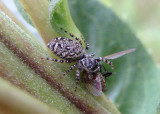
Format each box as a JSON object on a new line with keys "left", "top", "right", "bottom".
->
{"left": 61, "top": 28, "right": 89, "bottom": 50}
{"left": 41, "top": 57, "right": 72, "bottom": 63}
{"left": 96, "top": 57, "right": 114, "bottom": 69}
{"left": 80, "top": 35, "right": 89, "bottom": 50}
{"left": 103, "top": 72, "right": 112, "bottom": 78}
{"left": 101, "top": 65, "right": 112, "bottom": 78}
{"left": 88, "top": 53, "right": 95, "bottom": 57}
{"left": 60, "top": 28, "right": 83, "bottom": 46}
{"left": 75, "top": 69, "right": 80, "bottom": 91}
{"left": 102, "top": 64, "right": 106, "bottom": 71}
{"left": 99, "top": 73, "right": 107, "bottom": 91}
{"left": 105, "top": 59, "right": 114, "bottom": 69}
{"left": 59, "top": 63, "right": 78, "bottom": 79}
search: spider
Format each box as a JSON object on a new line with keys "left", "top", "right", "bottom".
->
{"left": 41, "top": 28, "right": 136, "bottom": 96}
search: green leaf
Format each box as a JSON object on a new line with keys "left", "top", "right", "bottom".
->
{"left": 0, "top": 1, "right": 35, "bottom": 38}
{"left": 67, "top": 0, "right": 160, "bottom": 114}
{"left": 0, "top": 78, "right": 60, "bottom": 114}
{"left": 16, "top": 0, "right": 58, "bottom": 43}
{"left": 49, "top": 0, "right": 86, "bottom": 47}
{"left": 14, "top": 0, "right": 34, "bottom": 26}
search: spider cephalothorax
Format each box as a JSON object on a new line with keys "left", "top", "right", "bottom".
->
{"left": 77, "top": 54, "right": 101, "bottom": 73}
{"left": 41, "top": 28, "right": 136, "bottom": 96}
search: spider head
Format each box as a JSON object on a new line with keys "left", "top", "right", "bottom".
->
{"left": 78, "top": 55, "right": 101, "bottom": 73}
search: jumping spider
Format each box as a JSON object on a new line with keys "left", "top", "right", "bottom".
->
{"left": 41, "top": 28, "right": 136, "bottom": 96}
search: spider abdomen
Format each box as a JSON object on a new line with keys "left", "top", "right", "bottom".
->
{"left": 47, "top": 37, "right": 85, "bottom": 60}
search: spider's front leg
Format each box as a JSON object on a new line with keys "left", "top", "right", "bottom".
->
{"left": 96, "top": 57, "right": 114, "bottom": 69}
{"left": 105, "top": 59, "right": 114, "bottom": 69}
{"left": 75, "top": 69, "right": 80, "bottom": 91}
{"left": 101, "top": 65, "right": 112, "bottom": 78}
{"left": 103, "top": 72, "right": 112, "bottom": 78}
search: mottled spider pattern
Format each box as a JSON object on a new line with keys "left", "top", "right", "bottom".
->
{"left": 41, "top": 28, "right": 136, "bottom": 96}
{"left": 47, "top": 37, "right": 85, "bottom": 61}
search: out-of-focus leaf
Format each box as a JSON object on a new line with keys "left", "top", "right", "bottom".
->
{"left": 99, "top": 0, "right": 160, "bottom": 66}
{"left": 14, "top": 0, "right": 34, "bottom": 26}
{"left": 0, "top": 0, "right": 35, "bottom": 38}
{"left": 138, "top": 31, "right": 160, "bottom": 65}
{"left": 16, "top": 0, "right": 58, "bottom": 43}
{"left": 67, "top": 0, "right": 160, "bottom": 114}
{"left": 0, "top": 78, "right": 60, "bottom": 114}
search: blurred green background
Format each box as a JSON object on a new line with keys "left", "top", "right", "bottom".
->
{"left": 100, "top": 0, "right": 160, "bottom": 66}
